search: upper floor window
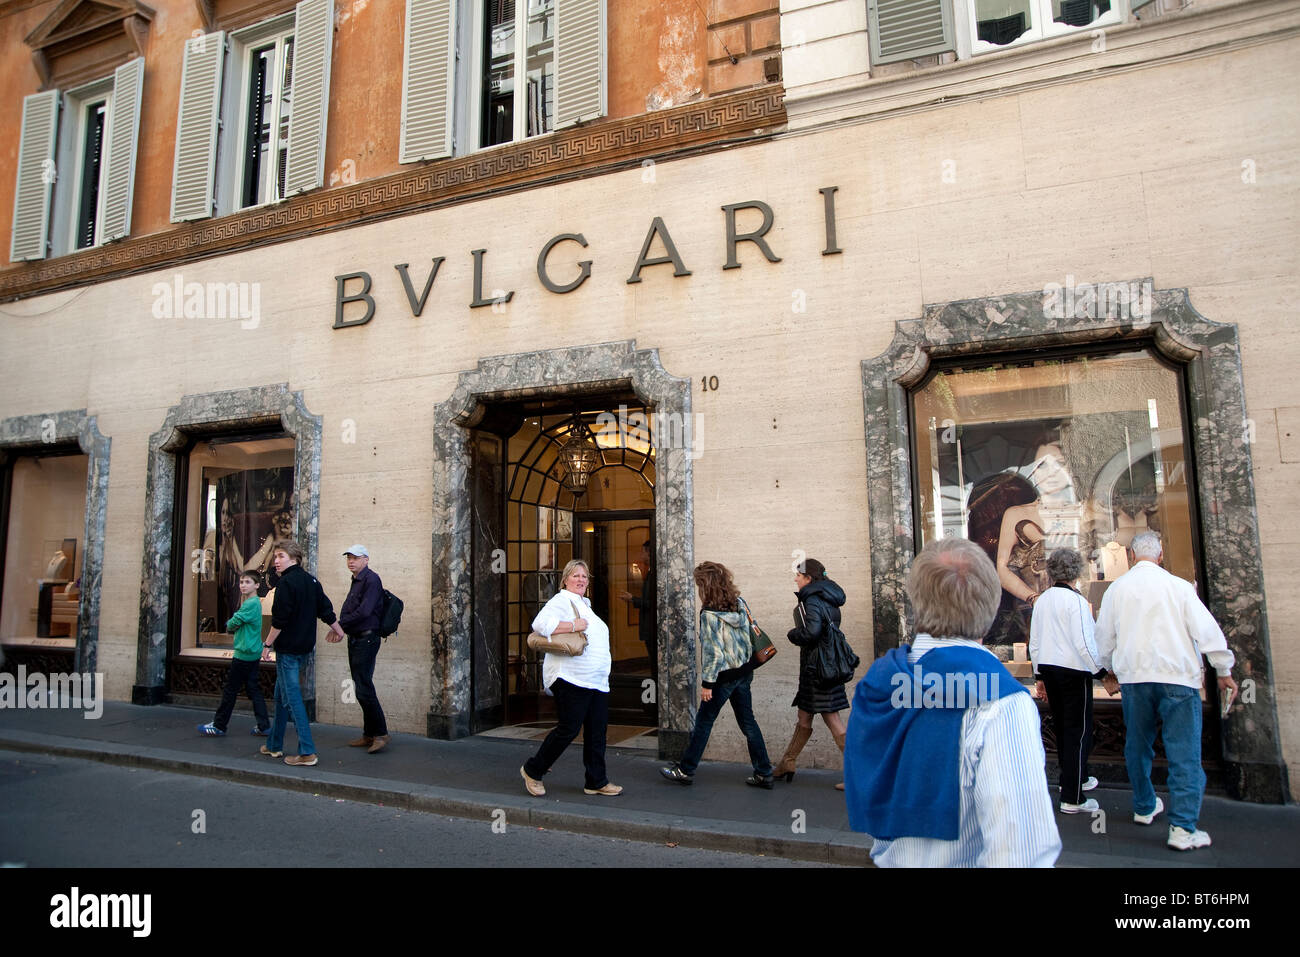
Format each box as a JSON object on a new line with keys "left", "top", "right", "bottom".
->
{"left": 238, "top": 30, "right": 296, "bottom": 208}
{"left": 399, "top": 0, "right": 605, "bottom": 164}
{"left": 477, "top": 0, "right": 556, "bottom": 147}
{"left": 867, "top": 0, "right": 1126, "bottom": 66}
{"left": 171, "top": 0, "right": 333, "bottom": 223}
{"left": 9, "top": 59, "right": 144, "bottom": 263}
{"left": 968, "top": 0, "right": 1120, "bottom": 52}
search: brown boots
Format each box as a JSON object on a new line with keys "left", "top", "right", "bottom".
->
{"left": 833, "top": 729, "right": 846, "bottom": 791}
{"left": 773, "top": 725, "right": 813, "bottom": 782}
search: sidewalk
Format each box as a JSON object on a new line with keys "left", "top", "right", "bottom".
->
{"left": 2, "top": 701, "right": 1296, "bottom": 867}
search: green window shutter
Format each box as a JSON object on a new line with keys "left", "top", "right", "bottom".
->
{"left": 868, "top": 0, "right": 954, "bottom": 65}
{"left": 170, "top": 31, "right": 226, "bottom": 223}
{"left": 554, "top": 0, "right": 605, "bottom": 130}
{"left": 101, "top": 57, "right": 145, "bottom": 241}
{"left": 400, "top": 0, "right": 456, "bottom": 162}
{"left": 284, "top": 0, "right": 334, "bottom": 195}
{"left": 10, "top": 90, "right": 60, "bottom": 262}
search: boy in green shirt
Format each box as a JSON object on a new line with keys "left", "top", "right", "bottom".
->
{"left": 198, "top": 571, "right": 270, "bottom": 736}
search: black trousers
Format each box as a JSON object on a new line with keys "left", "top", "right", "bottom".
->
{"left": 213, "top": 657, "right": 269, "bottom": 732}
{"left": 524, "top": 678, "right": 609, "bottom": 790}
{"left": 1040, "top": 663, "right": 1095, "bottom": 804}
{"left": 347, "top": 632, "right": 388, "bottom": 737}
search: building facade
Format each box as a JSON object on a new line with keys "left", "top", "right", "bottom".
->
{"left": 1, "top": 0, "right": 1295, "bottom": 801}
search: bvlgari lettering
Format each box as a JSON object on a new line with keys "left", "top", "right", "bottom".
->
{"left": 331, "top": 188, "right": 841, "bottom": 327}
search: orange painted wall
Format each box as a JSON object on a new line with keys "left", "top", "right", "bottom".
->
{"left": 608, "top": 0, "right": 707, "bottom": 116}
{"left": 1, "top": 0, "right": 725, "bottom": 264}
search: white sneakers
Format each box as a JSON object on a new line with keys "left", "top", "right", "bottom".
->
{"left": 1059, "top": 797, "right": 1100, "bottom": 814}
{"left": 1133, "top": 796, "right": 1164, "bottom": 825}
{"left": 1168, "top": 825, "right": 1212, "bottom": 851}
{"left": 1082, "top": 776, "right": 1098, "bottom": 791}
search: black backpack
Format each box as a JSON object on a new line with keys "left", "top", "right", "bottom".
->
{"left": 379, "top": 589, "right": 404, "bottom": 638}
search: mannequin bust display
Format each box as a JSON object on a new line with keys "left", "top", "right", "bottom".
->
{"left": 1101, "top": 540, "right": 1129, "bottom": 580}
{"left": 44, "top": 550, "right": 69, "bottom": 580}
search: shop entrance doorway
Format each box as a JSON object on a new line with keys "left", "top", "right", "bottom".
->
{"left": 573, "top": 511, "right": 657, "bottom": 725}
{"left": 467, "top": 391, "right": 659, "bottom": 742}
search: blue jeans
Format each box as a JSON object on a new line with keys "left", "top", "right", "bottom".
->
{"left": 679, "top": 671, "right": 772, "bottom": 777}
{"left": 1121, "top": 682, "right": 1205, "bottom": 831}
{"left": 268, "top": 652, "right": 315, "bottom": 756}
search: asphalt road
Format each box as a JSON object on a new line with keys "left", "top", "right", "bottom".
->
{"left": 0, "top": 750, "right": 834, "bottom": 868}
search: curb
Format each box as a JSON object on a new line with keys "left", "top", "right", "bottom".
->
{"left": 0, "top": 732, "right": 871, "bottom": 866}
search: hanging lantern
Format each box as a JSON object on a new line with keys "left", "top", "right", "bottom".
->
{"left": 558, "top": 416, "right": 600, "bottom": 495}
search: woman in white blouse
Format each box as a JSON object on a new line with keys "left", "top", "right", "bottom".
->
{"left": 520, "top": 560, "right": 623, "bottom": 797}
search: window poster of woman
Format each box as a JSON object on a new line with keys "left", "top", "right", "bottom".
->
{"left": 955, "top": 422, "right": 1084, "bottom": 652}
{"left": 206, "top": 467, "right": 295, "bottom": 629}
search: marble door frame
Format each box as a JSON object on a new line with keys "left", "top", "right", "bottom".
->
{"left": 429, "top": 341, "right": 696, "bottom": 759}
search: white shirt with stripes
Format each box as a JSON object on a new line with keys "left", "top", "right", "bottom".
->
{"left": 869, "top": 635, "right": 1062, "bottom": 868}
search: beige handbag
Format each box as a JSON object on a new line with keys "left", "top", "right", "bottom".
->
{"left": 526, "top": 599, "right": 588, "bottom": 657}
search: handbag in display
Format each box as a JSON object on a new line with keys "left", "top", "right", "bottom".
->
{"left": 740, "top": 597, "right": 777, "bottom": 667}
{"left": 812, "top": 620, "right": 860, "bottom": 690}
{"left": 525, "top": 599, "right": 588, "bottom": 657}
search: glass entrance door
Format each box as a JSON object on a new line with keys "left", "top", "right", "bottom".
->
{"left": 574, "top": 512, "right": 656, "bottom": 726}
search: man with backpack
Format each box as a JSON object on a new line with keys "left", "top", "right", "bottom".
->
{"left": 339, "top": 545, "right": 390, "bottom": 753}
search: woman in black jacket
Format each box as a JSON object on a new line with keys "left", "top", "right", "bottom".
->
{"left": 774, "top": 558, "right": 851, "bottom": 788}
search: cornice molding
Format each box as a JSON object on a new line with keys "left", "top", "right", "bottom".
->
{"left": 0, "top": 84, "right": 786, "bottom": 303}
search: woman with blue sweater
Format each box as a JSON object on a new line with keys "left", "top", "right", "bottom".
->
{"left": 660, "top": 562, "right": 774, "bottom": 788}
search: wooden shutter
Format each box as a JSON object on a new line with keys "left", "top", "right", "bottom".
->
{"left": 867, "top": 0, "right": 954, "bottom": 65}
{"left": 10, "top": 90, "right": 60, "bottom": 262}
{"left": 400, "top": 0, "right": 456, "bottom": 163}
{"left": 283, "top": 0, "right": 334, "bottom": 195}
{"left": 554, "top": 0, "right": 605, "bottom": 130}
{"left": 100, "top": 57, "right": 145, "bottom": 241}
{"left": 170, "top": 31, "right": 226, "bottom": 222}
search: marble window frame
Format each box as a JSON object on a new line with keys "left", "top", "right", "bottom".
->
{"left": 133, "top": 384, "right": 322, "bottom": 709}
{"left": 0, "top": 409, "right": 110, "bottom": 675}
{"left": 862, "top": 281, "right": 1289, "bottom": 803}
{"left": 430, "top": 341, "right": 695, "bottom": 758}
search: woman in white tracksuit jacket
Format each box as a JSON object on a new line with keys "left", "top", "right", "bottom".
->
{"left": 1029, "top": 547, "right": 1108, "bottom": 813}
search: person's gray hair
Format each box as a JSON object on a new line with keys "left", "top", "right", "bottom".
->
{"left": 560, "top": 559, "right": 591, "bottom": 589}
{"left": 906, "top": 538, "right": 1001, "bottom": 641}
{"left": 1130, "top": 531, "right": 1162, "bottom": 560}
{"left": 1046, "top": 548, "right": 1083, "bottom": 583}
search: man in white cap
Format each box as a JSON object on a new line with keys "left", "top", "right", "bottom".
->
{"left": 338, "top": 545, "right": 389, "bottom": 753}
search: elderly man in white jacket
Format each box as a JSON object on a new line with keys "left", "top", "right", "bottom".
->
{"left": 1094, "top": 531, "right": 1238, "bottom": 852}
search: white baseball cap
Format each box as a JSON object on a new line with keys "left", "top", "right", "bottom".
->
{"left": 342, "top": 545, "right": 370, "bottom": 558}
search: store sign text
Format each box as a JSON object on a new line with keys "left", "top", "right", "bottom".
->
{"left": 331, "top": 188, "right": 842, "bottom": 328}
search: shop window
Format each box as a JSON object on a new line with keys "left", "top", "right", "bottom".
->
{"left": 0, "top": 453, "right": 89, "bottom": 650}
{"left": 177, "top": 435, "right": 296, "bottom": 660}
{"left": 910, "top": 348, "right": 1196, "bottom": 669}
